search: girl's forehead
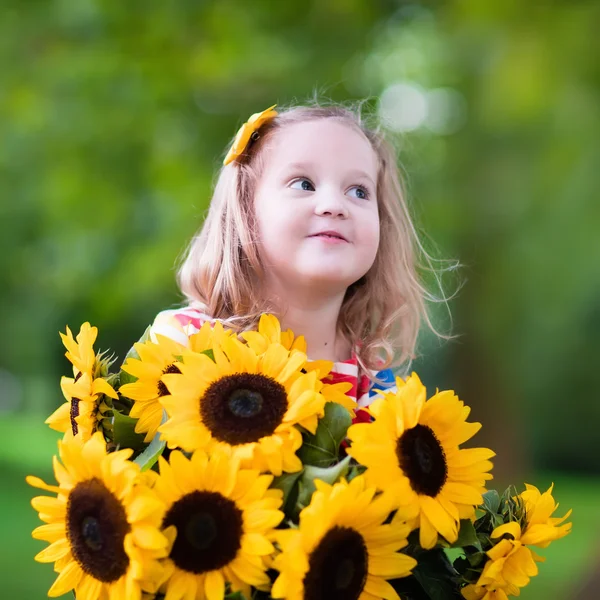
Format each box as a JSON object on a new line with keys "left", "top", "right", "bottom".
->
{"left": 265, "top": 119, "right": 378, "bottom": 175}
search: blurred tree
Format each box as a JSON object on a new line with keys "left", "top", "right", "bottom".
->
{"left": 0, "top": 0, "right": 395, "bottom": 410}
{"left": 353, "top": 0, "right": 600, "bottom": 475}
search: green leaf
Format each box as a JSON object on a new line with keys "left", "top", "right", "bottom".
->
{"left": 448, "top": 520, "right": 481, "bottom": 550}
{"left": 411, "top": 548, "right": 463, "bottom": 600}
{"left": 119, "top": 364, "right": 138, "bottom": 387}
{"left": 105, "top": 372, "right": 120, "bottom": 390}
{"left": 453, "top": 548, "right": 488, "bottom": 587}
{"left": 482, "top": 489, "right": 500, "bottom": 514}
{"left": 492, "top": 513, "right": 504, "bottom": 529}
{"left": 134, "top": 410, "right": 168, "bottom": 471}
{"left": 271, "top": 469, "right": 303, "bottom": 513}
{"left": 466, "top": 551, "right": 487, "bottom": 568}
{"left": 346, "top": 463, "right": 366, "bottom": 481}
{"left": 201, "top": 348, "right": 215, "bottom": 361}
{"left": 389, "top": 575, "right": 432, "bottom": 600}
{"left": 296, "top": 455, "right": 351, "bottom": 508}
{"left": 297, "top": 403, "right": 352, "bottom": 467}
{"left": 112, "top": 410, "right": 146, "bottom": 452}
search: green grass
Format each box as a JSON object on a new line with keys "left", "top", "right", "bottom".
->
{"left": 1, "top": 415, "right": 598, "bottom": 599}
{"left": 0, "top": 415, "right": 69, "bottom": 598}
{"left": 1, "top": 463, "right": 71, "bottom": 599}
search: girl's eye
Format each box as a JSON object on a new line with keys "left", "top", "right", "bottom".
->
{"left": 348, "top": 185, "right": 370, "bottom": 200}
{"left": 290, "top": 178, "right": 315, "bottom": 192}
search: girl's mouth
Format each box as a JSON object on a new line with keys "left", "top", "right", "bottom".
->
{"left": 309, "top": 230, "right": 349, "bottom": 242}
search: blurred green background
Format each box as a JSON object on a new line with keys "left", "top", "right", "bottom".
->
{"left": 1, "top": 0, "right": 598, "bottom": 598}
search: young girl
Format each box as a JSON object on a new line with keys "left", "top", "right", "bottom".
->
{"left": 150, "top": 102, "right": 444, "bottom": 408}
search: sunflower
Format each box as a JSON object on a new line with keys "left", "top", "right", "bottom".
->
{"left": 188, "top": 320, "right": 234, "bottom": 354}
{"left": 347, "top": 373, "right": 495, "bottom": 549}
{"left": 462, "top": 583, "right": 516, "bottom": 600}
{"left": 61, "top": 322, "right": 97, "bottom": 375}
{"left": 46, "top": 373, "right": 118, "bottom": 441}
{"left": 119, "top": 334, "right": 187, "bottom": 442}
{"left": 241, "top": 313, "right": 308, "bottom": 354}
{"left": 152, "top": 448, "right": 284, "bottom": 600}
{"left": 517, "top": 483, "right": 572, "bottom": 547}
{"left": 46, "top": 323, "right": 118, "bottom": 441}
{"left": 241, "top": 314, "right": 356, "bottom": 414}
{"left": 303, "top": 359, "right": 356, "bottom": 415}
{"left": 462, "top": 483, "right": 572, "bottom": 600}
{"left": 27, "top": 431, "right": 168, "bottom": 600}
{"left": 159, "top": 335, "right": 326, "bottom": 475}
{"left": 461, "top": 544, "right": 536, "bottom": 600}
{"left": 271, "top": 475, "right": 416, "bottom": 600}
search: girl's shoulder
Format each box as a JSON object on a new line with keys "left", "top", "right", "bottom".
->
{"left": 149, "top": 304, "right": 214, "bottom": 346}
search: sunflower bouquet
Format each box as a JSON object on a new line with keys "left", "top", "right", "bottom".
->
{"left": 27, "top": 316, "right": 572, "bottom": 600}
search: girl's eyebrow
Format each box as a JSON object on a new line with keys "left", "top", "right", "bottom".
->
{"left": 350, "top": 170, "right": 376, "bottom": 188}
{"left": 282, "top": 162, "right": 313, "bottom": 174}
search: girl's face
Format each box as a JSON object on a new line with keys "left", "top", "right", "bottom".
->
{"left": 253, "top": 119, "right": 380, "bottom": 294}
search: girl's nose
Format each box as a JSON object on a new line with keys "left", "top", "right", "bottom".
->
{"left": 314, "top": 192, "right": 349, "bottom": 218}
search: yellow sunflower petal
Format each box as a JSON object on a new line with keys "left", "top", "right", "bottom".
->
{"left": 242, "top": 533, "right": 275, "bottom": 555}
{"left": 27, "top": 475, "right": 62, "bottom": 495}
{"left": 420, "top": 495, "right": 458, "bottom": 544}
{"left": 45, "top": 402, "right": 72, "bottom": 432}
{"left": 364, "top": 575, "right": 402, "bottom": 600}
{"left": 369, "top": 553, "right": 418, "bottom": 578}
{"left": 91, "top": 377, "right": 119, "bottom": 399}
{"left": 205, "top": 570, "right": 225, "bottom": 600}
{"left": 76, "top": 574, "right": 103, "bottom": 600}
{"left": 48, "top": 559, "right": 83, "bottom": 597}
{"left": 35, "top": 538, "right": 71, "bottom": 562}
{"left": 419, "top": 510, "right": 439, "bottom": 549}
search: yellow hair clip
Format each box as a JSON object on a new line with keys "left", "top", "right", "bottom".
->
{"left": 223, "top": 104, "right": 278, "bottom": 166}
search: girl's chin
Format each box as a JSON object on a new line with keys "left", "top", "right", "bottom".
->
{"left": 266, "top": 256, "right": 372, "bottom": 291}
{"left": 292, "top": 265, "right": 359, "bottom": 287}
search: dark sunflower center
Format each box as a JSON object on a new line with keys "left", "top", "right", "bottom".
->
{"left": 158, "top": 362, "right": 181, "bottom": 397}
{"left": 163, "top": 490, "right": 243, "bottom": 574}
{"left": 70, "top": 399, "right": 81, "bottom": 436}
{"left": 67, "top": 478, "right": 131, "bottom": 582}
{"left": 69, "top": 371, "right": 84, "bottom": 435}
{"left": 228, "top": 388, "right": 263, "bottom": 418}
{"left": 397, "top": 424, "right": 448, "bottom": 497}
{"left": 199, "top": 373, "right": 287, "bottom": 445}
{"left": 303, "top": 526, "right": 368, "bottom": 600}
{"left": 81, "top": 516, "right": 103, "bottom": 551}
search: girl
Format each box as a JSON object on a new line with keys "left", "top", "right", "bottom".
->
{"left": 150, "top": 101, "right": 446, "bottom": 408}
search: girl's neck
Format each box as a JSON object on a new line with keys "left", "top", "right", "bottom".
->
{"left": 281, "top": 305, "right": 351, "bottom": 363}
{"left": 265, "top": 286, "right": 352, "bottom": 362}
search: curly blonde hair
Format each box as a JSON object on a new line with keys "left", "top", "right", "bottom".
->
{"left": 178, "top": 101, "right": 455, "bottom": 375}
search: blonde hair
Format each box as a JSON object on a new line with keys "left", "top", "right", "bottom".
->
{"left": 178, "top": 101, "right": 456, "bottom": 375}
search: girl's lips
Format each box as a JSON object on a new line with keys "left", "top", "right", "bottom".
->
{"left": 309, "top": 231, "right": 349, "bottom": 242}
